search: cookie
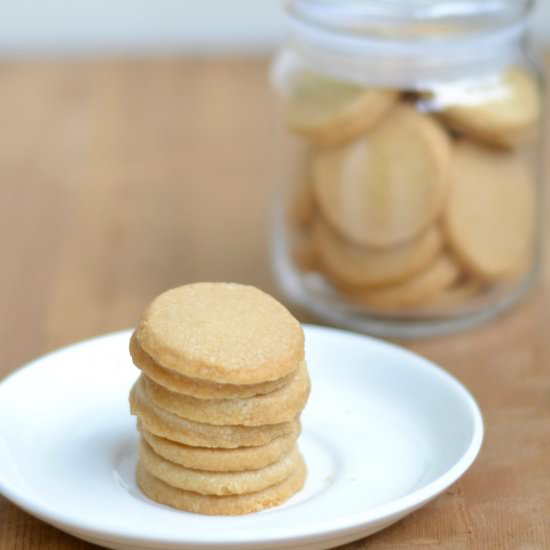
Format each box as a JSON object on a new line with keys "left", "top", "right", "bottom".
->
{"left": 444, "top": 142, "right": 535, "bottom": 281}
{"left": 292, "top": 230, "right": 319, "bottom": 273}
{"left": 348, "top": 254, "right": 460, "bottom": 310}
{"left": 135, "top": 283, "right": 304, "bottom": 385}
{"left": 136, "top": 455, "right": 306, "bottom": 515}
{"left": 313, "top": 217, "right": 442, "bottom": 289}
{"left": 504, "top": 249, "right": 532, "bottom": 281}
{"left": 421, "top": 279, "right": 483, "bottom": 310}
{"left": 440, "top": 68, "right": 540, "bottom": 148}
{"left": 287, "top": 71, "right": 398, "bottom": 147}
{"left": 130, "top": 334, "right": 295, "bottom": 400}
{"left": 312, "top": 105, "right": 451, "bottom": 248}
{"left": 139, "top": 422, "right": 300, "bottom": 472}
{"left": 140, "top": 362, "right": 310, "bottom": 426}
{"left": 290, "top": 181, "right": 316, "bottom": 229}
{"left": 140, "top": 440, "right": 301, "bottom": 496}
{"left": 130, "top": 381, "right": 298, "bottom": 448}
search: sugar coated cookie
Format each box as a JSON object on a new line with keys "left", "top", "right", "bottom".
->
{"left": 440, "top": 68, "right": 540, "bottom": 148}
{"left": 136, "top": 456, "right": 306, "bottom": 515}
{"left": 136, "top": 283, "right": 304, "bottom": 385}
{"left": 130, "top": 382, "right": 298, "bottom": 448}
{"left": 313, "top": 217, "right": 442, "bottom": 289}
{"left": 313, "top": 105, "right": 451, "bottom": 248}
{"left": 349, "top": 255, "right": 460, "bottom": 310}
{"left": 140, "top": 361, "right": 310, "bottom": 426}
{"left": 421, "top": 280, "right": 483, "bottom": 310}
{"left": 444, "top": 142, "right": 535, "bottom": 281}
{"left": 292, "top": 231, "right": 319, "bottom": 273}
{"left": 287, "top": 71, "right": 398, "bottom": 147}
{"left": 290, "top": 181, "right": 316, "bottom": 229}
{"left": 139, "top": 422, "right": 299, "bottom": 472}
{"left": 130, "top": 333, "right": 295, "bottom": 400}
{"left": 140, "top": 440, "right": 301, "bottom": 496}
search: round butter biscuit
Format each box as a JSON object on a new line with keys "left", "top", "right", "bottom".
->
{"left": 140, "top": 361, "right": 310, "bottom": 426}
{"left": 140, "top": 440, "right": 301, "bottom": 496}
{"left": 348, "top": 255, "right": 460, "bottom": 310}
{"left": 293, "top": 232, "right": 319, "bottom": 273}
{"left": 421, "top": 279, "right": 483, "bottom": 310}
{"left": 314, "top": 217, "right": 442, "bottom": 289}
{"left": 443, "top": 142, "right": 535, "bottom": 281}
{"left": 136, "top": 455, "right": 306, "bottom": 515}
{"left": 130, "top": 333, "right": 295, "bottom": 400}
{"left": 139, "top": 422, "right": 300, "bottom": 472}
{"left": 130, "top": 381, "right": 298, "bottom": 449}
{"left": 290, "top": 181, "right": 316, "bottom": 229}
{"left": 136, "top": 283, "right": 304, "bottom": 385}
{"left": 287, "top": 71, "right": 398, "bottom": 147}
{"left": 440, "top": 68, "right": 540, "bottom": 148}
{"left": 313, "top": 105, "right": 451, "bottom": 248}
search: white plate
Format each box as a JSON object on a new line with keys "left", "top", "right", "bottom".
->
{"left": 0, "top": 326, "right": 483, "bottom": 550}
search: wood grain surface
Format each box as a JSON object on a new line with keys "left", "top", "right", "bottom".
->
{"left": 0, "top": 59, "right": 549, "bottom": 550}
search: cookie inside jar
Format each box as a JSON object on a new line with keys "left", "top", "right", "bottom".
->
{"left": 287, "top": 70, "right": 538, "bottom": 316}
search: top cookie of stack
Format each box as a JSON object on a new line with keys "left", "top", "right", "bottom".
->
{"left": 130, "top": 283, "right": 309, "bottom": 515}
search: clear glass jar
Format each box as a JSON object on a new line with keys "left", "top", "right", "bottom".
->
{"left": 271, "top": 0, "right": 544, "bottom": 338}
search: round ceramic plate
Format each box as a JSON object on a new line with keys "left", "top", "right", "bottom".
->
{"left": 0, "top": 326, "right": 482, "bottom": 550}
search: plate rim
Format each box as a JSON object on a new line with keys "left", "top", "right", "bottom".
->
{"left": 0, "top": 325, "right": 484, "bottom": 546}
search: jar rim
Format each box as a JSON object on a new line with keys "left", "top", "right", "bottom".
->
{"left": 277, "top": 0, "right": 533, "bottom": 89}
{"left": 288, "top": 0, "right": 533, "bottom": 40}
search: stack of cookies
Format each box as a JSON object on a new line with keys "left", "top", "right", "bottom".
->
{"left": 287, "top": 68, "right": 538, "bottom": 312}
{"left": 129, "top": 283, "right": 310, "bottom": 515}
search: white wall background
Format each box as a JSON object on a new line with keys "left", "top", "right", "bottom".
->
{"left": 0, "top": 0, "right": 547, "bottom": 57}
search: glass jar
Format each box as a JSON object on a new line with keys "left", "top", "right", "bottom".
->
{"left": 271, "top": 0, "right": 544, "bottom": 338}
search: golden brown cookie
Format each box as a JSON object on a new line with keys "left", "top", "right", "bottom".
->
{"left": 140, "top": 362, "right": 309, "bottom": 427}
{"left": 135, "top": 283, "right": 304, "bottom": 385}
{"left": 312, "top": 105, "right": 451, "bottom": 248}
{"left": 140, "top": 440, "right": 301, "bottom": 496}
{"left": 440, "top": 68, "right": 540, "bottom": 148}
{"left": 443, "top": 142, "right": 535, "bottom": 281}
{"left": 139, "top": 422, "right": 300, "bottom": 472}
{"left": 290, "top": 181, "right": 316, "bottom": 229}
{"left": 421, "top": 279, "right": 483, "bottom": 310}
{"left": 136, "top": 455, "right": 306, "bottom": 515}
{"left": 292, "top": 230, "right": 319, "bottom": 273}
{"left": 130, "top": 381, "right": 298, "bottom": 449}
{"left": 287, "top": 71, "right": 398, "bottom": 147}
{"left": 130, "top": 333, "right": 296, "bottom": 400}
{"left": 313, "top": 217, "right": 443, "bottom": 289}
{"left": 504, "top": 249, "right": 532, "bottom": 281}
{"left": 348, "top": 254, "right": 460, "bottom": 310}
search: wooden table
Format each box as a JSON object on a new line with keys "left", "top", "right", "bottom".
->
{"left": 0, "top": 59, "right": 549, "bottom": 550}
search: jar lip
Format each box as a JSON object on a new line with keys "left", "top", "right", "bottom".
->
{"left": 288, "top": 0, "right": 533, "bottom": 40}
{"left": 279, "top": 1, "right": 532, "bottom": 89}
